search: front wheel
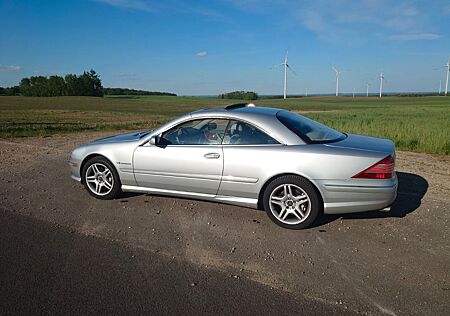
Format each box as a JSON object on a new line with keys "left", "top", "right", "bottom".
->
{"left": 262, "top": 175, "right": 322, "bottom": 229}
{"left": 81, "top": 156, "right": 122, "bottom": 200}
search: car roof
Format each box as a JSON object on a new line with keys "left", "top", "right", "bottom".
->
{"left": 230, "top": 105, "right": 281, "bottom": 115}
{"left": 188, "top": 105, "right": 303, "bottom": 145}
{"left": 191, "top": 105, "right": 280, "bottom": 116}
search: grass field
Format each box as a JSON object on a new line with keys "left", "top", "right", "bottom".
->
{"left": 0, "top": 95, "right": 449, "bottom": 154}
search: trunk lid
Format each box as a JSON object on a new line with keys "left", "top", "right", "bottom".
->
{"left": 326, "top": 133, "right": 395, "bottom": 155}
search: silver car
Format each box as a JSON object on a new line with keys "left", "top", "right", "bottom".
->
{"left": 69, "top": 103, "right": 397, "bottom": 229}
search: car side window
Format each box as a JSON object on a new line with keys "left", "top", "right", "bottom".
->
{"left": 161, "top": 119, "right": 229, "bottom": 145}
{"left": 222, "top": 120, "right": 280, "bottom": 145}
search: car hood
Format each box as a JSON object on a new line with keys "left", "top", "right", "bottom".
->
{"left": 326, "top": 133, "right": 395, "bottom": 155}
{"left": 90, "top": 131, "right": 151, "bottom": 144}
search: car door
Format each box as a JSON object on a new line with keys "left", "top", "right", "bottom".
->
{"left": 133, "top": 118, "right": 229, "bottom": 196}
{"left": 218, "top": 120, "right": 283, "bottom": 199}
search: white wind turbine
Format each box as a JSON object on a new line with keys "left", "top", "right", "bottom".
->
{"left": 379, "top": 71, "right": 385, "bottom": 98}
{"left": 332, "top": 67, "right": 342, "bottom": 96}
{"left": 365, "top": 83, "right": 371, "bottom": 97}
{"left": 274, "top": 51, "right": 296, "bottom": 99}
{"left": 434, "top": 63, "right": 448, "bottom": 95}
{"left": 443, "top": 57, "right": 450, "bottom": 96}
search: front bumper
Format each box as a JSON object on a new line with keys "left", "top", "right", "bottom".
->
{"left": 71, "top": 175, "right": 81, "bottom": 182}
{"left": 68, "top": 158, "right": 82, "bottom": 182}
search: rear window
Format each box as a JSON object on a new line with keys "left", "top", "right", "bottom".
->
{"left": 223, "top": 120, "right": 279, "bottom": 145}
{"left": 276, "top": 110, "right": 346, "bottom": 143}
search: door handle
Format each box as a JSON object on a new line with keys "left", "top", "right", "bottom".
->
{"left": 204, "top": 153, "right": 220, "bottom": 159}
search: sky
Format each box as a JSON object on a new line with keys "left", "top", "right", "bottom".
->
{"left": 0, "top": 0, "right": 449, "bottom": 95}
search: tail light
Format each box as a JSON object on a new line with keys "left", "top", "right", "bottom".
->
{"left": 352, "top": 156, "right": 395, "bottom": 179}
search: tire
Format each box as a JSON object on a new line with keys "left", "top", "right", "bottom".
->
{"left": 262, "top": 175, "right": 322, "bottom": 229}
{"left": 81, "top": 156, "right": 122, "bottom": 200}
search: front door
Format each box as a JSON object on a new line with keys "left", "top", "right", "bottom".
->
{"left": 133, "top": 118, "right": 229, "bottom": 195}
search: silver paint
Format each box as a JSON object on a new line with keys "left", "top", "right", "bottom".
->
{"left": 69, "top": 106, "right": 398, "bottom": 214}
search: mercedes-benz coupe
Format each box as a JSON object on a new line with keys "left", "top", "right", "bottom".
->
{"left": 69, "top": 103, "right": 397, "bottom": 229}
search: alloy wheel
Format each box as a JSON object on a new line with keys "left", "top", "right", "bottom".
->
{"left": 269, "top": 184, "right": 311, "bottom": 225}
{"left": 85, "top": 163, "right": 114, "bottom": 196}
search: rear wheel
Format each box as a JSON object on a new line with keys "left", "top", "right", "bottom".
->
{"left": 81, "top": 156, "right": 121, "bottom": 200}
{"left": 262, "top": 175, "right": 322, "bottom": 229}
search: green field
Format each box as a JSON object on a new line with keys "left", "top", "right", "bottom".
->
{"left": 0, "top": 95, "right": 449, "bottom": 154}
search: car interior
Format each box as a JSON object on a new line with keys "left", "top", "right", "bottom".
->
{"left": 161, "top": 119, "right": 278, "bottom": 145}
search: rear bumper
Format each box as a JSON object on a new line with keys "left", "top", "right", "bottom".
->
{"left": 316, "top": 175, "right": 398, "bottom": 215}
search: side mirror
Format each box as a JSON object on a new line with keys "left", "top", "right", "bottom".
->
{"left": 149, "top": 136, "right": 159, "bottom": 146}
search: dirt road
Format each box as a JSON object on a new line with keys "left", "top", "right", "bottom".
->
{"left": 0, "top": 132, "right": 449, "bottom": 315}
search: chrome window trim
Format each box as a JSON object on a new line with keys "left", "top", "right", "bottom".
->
{"left": 221, "top": 143, "right": 284, "bottom": 147}
{"left": 159, "top": 117, "right": 228, "bottom": 146}
{"left": 145, "top": 116, "right": 286, "bottom": 146}
{"left": 159, "top": 143, "right": 284, "bottom": 148}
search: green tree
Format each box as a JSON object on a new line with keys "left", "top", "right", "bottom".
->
{"left": 29, "top": 76, "right": 50, "bottom": 96}
{"left": 15, "top": 70, "right": 103, "bottom": 97}
{"left": 5, "top": 86, "right": 21, "bottom": 96}
{"left": 103, "top": 87, "right": 176, "bottom": 96}
{"left": 19, "top": 78, "right": 32, "bottom": 96}
{"left": 219, "top": 91, "right": 258, "bottom": 100}
{"left": 65, "top": 74, "right": 80, "bottom": 96}
{"left": 48, "top": 75, "right": 66, "bottom": 96}
{"left": 79, "top": 69, "right": 103, "bottom": 97}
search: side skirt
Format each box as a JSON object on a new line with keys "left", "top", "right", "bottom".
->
{"left": 121, "top": 185, "right": 258, "bottom": 209}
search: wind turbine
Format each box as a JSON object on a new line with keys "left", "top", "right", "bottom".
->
{"left": 379, "top": 71, "right": 385, "bottom": 98}
{"left": 274, "top": 51, "right": 296, "bottom": 99}
{"left": 365, "top": 83, "right": 371, "bottom": 97}
{"left": 352, "top": 88, "right": 356, "bottom": 98}
{"left": 332, "top": 67, "right": 342, "bottom": 96}
{"left": 437, "top": 57, "right": 450, "bottom": 96}
{"left": 444, "top": 57, "right": 450, "bottom": 96}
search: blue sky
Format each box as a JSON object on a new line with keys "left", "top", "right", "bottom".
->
{"left": 0, "top": 0, "right": 449, "bottom": 95}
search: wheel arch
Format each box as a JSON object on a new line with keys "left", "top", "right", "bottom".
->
{"left": 80, "top": 153, "right": 115, "bottom": 183}
{"left": 257, "top": 173, "right": 324, "bottom": 211}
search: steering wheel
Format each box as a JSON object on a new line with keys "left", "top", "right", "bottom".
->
{"left": 177, "top": 128, "right": 190, "bottom": 144}
{"left": 230, "top": 134, "right": 240, "bottom": 144}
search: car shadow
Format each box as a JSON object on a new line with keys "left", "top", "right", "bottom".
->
{"left": 313, "top": 171, "right": 429, "bottom": 227}
{"left": 113, "top": 172, "right": 428, "bottom": 228}
{"left": 115, "top": 192, "right": 144, "bottom": 200}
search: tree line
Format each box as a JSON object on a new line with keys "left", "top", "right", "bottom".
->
{"left": 219, "top": 91, "right": 258, "bottom": 100}
{"left": 0, "top": 70, "right": 103, "bottom": 97}
{"left": 0, "top": 70, "right": 177, "bottom": 97}
{"left": 0, "top": 86, "right": 20, "bottom": 96}
{"left": 104, "top": 87, "right": 176, "bottom": 96}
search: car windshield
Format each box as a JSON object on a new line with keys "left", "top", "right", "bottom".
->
{"left": 276, "top": 110, "right": 346, "bottom": 143}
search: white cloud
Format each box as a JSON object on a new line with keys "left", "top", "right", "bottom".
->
{"left": 196, "top": 51, "right": 208, "bottom": 57}
{"left": 0, "top": 65, "right": 22, "bottom": 72}
{"left": 403, "top": 7, "right": 418, "bottom": 17}
{"left": 387, "top": 33, "right": 442, "bottom": 41}
{"left": 226, "top": 0, "right": 442, "bottom": 42}
{"left": 95, "top": 0, "right": 230, "bottom": 22}
{"left": 95, "top": 0, "right": 153, "bottom": 12}
{"left": 299, "top": 1, "right": 425, "bottom": 37}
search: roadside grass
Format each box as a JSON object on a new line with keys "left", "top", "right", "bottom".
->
{"left": 0, "top": 95, "right": 448, "bottom": 154}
